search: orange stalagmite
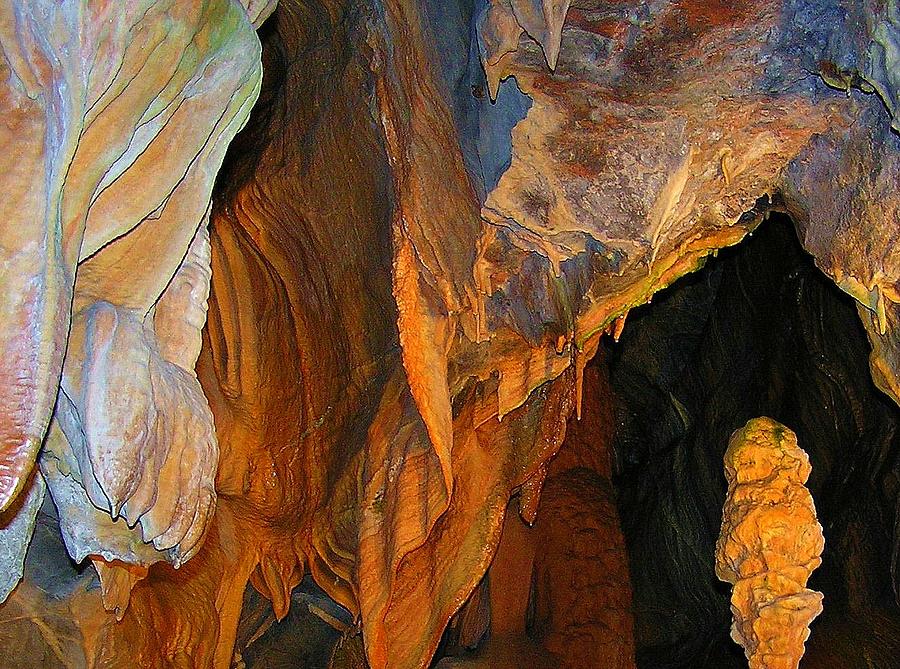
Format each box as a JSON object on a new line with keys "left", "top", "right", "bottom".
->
{"left": 715, "top": 417, "right": 825, "bottom": 669}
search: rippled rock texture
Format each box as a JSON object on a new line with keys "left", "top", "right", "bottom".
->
{"left": 0, "top": 0, "right": 897, "bottom": 667}
{"left": 435, "top": 363, "right": 635, "bottom": 669}
{"left": 0, "top": 0, "right": 268, "bottom": 663}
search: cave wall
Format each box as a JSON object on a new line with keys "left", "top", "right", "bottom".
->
{"left": 437, "top": 362, "right": 636, "bottom": 669}
{"left": 0, "top": 1, "right": 897, "bottom": 667}
{"left": 610, "top": 218, "right": 900, "bottom": 668}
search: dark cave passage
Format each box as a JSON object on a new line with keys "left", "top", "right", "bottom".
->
{"left": 426, "top": 213, "right": 900, "bottom": 669}
{"left": 606, "top": 214, "right": 900, "bottom": 669}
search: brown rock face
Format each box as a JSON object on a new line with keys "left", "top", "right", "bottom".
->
{"left": 438, "top": 362, "right": 636, "bottom": 669}
{"left": 716, "top": 418, "right": 825, "bottom": 669}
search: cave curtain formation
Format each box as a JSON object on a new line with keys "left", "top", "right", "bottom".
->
{"left": 0, "top": 0, "right": 898, "bottom": 668}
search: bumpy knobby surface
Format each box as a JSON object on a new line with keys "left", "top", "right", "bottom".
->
{"left": 716, "top": 418, "right": 825, "bottom": 669}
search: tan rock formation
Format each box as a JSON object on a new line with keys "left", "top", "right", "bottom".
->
{"left": 438, "top": 362, "right": 636, "bottom": 669}
{"left": 0, "top": 0, "right": 266, "bottom": 604}
{"left": 716, "top": 417, "right": 825, "bottom": 669}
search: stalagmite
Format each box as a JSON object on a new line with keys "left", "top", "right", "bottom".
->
{"left": 716, "top": 418, "right": 825, "bottom": 669}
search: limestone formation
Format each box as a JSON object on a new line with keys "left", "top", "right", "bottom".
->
{"left": 0, "top": 0, "right": 897, "bottom": 667}
{"left": 0, "top": 0, "right": 264, "bottom": 606}
{"left": 437, "top": 363, "right": 635, "bottom": 669}
{"left": 716, "top": 418, "right": 825, "bottom": 669}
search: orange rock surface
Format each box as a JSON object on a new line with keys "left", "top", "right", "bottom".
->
{"left": 439, "top": 362, "right": 636, "bottom": 669}
{"left": 716, "top": 417, "right": 825, "bottom": 669}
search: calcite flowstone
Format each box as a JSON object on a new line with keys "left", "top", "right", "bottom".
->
{"left": 0, "top": 0, "right": 265, "bottom": 605}
{"left": 437, "top": 363, "right": 635, "bottom": 669}
{"left": 716, "top": 417, "right": 825, "bottom": 669}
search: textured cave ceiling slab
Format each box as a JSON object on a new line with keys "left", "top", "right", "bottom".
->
{"left": 479, "top": 0, "right": 827, "bottom": 330}
{"left": 0, "top": 0, "right": 264, "bottom": 606}
{"left": 467, "top": 0, "right": 900, "bottom": 417}
{"left": 783, "top": 100, "right": 900, "bottom": 407}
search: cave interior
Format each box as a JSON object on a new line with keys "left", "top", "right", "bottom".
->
{"left": 0, "top": 1, "right": 898, "bottom": 668}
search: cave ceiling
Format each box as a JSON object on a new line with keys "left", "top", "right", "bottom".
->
{"left": 0, "top": 0, "right": 897, "bottom": 667}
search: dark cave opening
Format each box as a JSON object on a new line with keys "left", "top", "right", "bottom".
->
{"left": 606, "top": 213, "right": 900, "bottom": 668}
